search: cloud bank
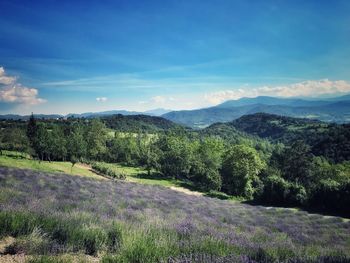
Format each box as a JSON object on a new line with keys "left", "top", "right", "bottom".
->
{"left": 205, "top": 79, "right": 350, "bottom": 105}
{"left": 0, "top": 67, "right": 46, "bottom": 105}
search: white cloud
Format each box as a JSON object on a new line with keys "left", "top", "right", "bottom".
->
{"left": 96, "top": 97, "right": 108, "bottom": 102}
{"left": 204, "top": 79, "right": 350, "bottom": 105}
{"left": 0, "top": 67, "right": 46, "bottom": 105}
{"left": 151, "top": 95, "right": 167, "bottom": 104}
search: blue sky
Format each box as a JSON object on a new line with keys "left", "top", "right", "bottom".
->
{"left": 0, "top": 0, "right": 350, "bottom": 114}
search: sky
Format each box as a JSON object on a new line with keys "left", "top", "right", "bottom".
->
{"left": 0, "top": 0, "right": 350, "bottom": 115}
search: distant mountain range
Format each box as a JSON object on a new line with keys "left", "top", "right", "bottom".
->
{"left": 0, "top": 108, "right": 171, "bottom": 121}
{"left": 2, "top": 95, "right": 350, "bottom": 127}
{"left": 162, "top": 95, "right": 350, "bottom": 128}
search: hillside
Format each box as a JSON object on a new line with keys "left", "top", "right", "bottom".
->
{"left": 101, "top": 114, "right": 182, "bottom": 132}
{"left": 0, "top": 108, "right": 172, "bottom": 120}
{"left": 0, "top": 114, "right": 181, "bottom": 135}
{"left": 0, "top": 167, "right": 349, "bottom": 262}
{"left": 206, "top": 113, "right": 350, "bottom": 163}
{"left": 162, "top": 95, "right": 350, "bottom": 128}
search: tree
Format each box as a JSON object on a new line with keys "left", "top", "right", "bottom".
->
{"left": 158, "top": 134, "right": 193, "bottom": 179}
{"left": 190, "top": 137, "right": 224, "bottom": 191}
{"left": 279, "top": 141, "right": 314, "bottom": 187}
{"left": 67, "top": 126, "right": 87, "bottom": 171}
{"left": 26, "top": 113, "right": 37, "bottom": 150}
{"left": 86, "top": 119, "right": 107, "bottom": 160}
{"left": 48, "top": 126, "right": 67, "bottom": 161}
{"left": 138, "top": 136, "right": 160, "bottom": 176}
{"left": 33, "top": 125, "right": 50, "bottom": 161}
{"left": 221, "top": 145, "right": 264, "bottom": 199}
{"left": 1, "top": 128, "right": 30, "bottom": 153}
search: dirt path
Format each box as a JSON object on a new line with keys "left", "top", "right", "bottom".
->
{"left": 169, "top": 186, "right": 203, "bottom": 196}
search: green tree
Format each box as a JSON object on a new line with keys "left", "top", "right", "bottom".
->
{"left": 67, "top": 126, "right": 87, "bottom": 170}
{"left": 158, "top": 134, "right": 193, "bottom": 179}
{"left": 138, "top": 136, "right": 160, "bottom": 176}
{"left": 190, "top": 137, "right": 224, "bottom": 191}
{"left": 33, "top": 125, "right": 50, "bottom": 161}
{"left": 221, "top": 145, "right": 264, "bottom": 199}
{"left": 1, "top": 128, "right": 30, "bottom": 153}
{"left": 86, "top": 119, "right": 107, "bottom": 160}
{"left": 48, "top": 126, "right": 67, "bottom": 161}
{"left": 280, "top": 141, "right": 314, "bottom": 186}
{"left": 26, "top": 113, "right": 38, "bottom": 153}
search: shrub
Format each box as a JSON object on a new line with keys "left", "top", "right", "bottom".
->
{"left": 309, "top": 179, "right": 350, "bottom": 216}
{"left": 258, "top": 175, "right": 307, "bottom": 206}
{"left": 205, "top": 190, "right": 231, "bottom": 200}
{"left": 92, "top": 162, "right": 126, "bottom": 179}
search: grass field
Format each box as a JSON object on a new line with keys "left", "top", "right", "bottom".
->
{"left": 0, "top": 151, "right": 101, "bottom": 180}
{"left": 0, "top": 167, "right": 349, "bottom": 263}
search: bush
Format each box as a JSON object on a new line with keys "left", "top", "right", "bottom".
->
{"left": 92, "top": 162, "right": 126, "bottom": 179}
{"left": 258, "top": 175, "right": 307, "bottom": 206}
{"left": 309, "top": 179, "right": 350, "bottom": 216}
{"left": 205, "top": 190, "right": 231, "bottom": 200}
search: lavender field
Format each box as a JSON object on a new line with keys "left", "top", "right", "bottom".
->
{"left": 0, "top": 167, "right": 349, "bottom": 263}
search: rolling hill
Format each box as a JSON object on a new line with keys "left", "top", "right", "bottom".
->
{"left": 204, "top": 113, "right": 350, "bottom": 163}
{"left": 0, "top": 167, "right": 349, "bottom": 262}
{"left": 101, "top": 114, "right": 182, "bottom": 132}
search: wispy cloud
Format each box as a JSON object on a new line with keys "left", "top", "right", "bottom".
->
{"left": 96, "top": 97, "right": 107, "bottom": 102}
{"left": 204, "top": 79, "right": 350, "bottom": 105}
{"left": 0, "top": 67, "right": 46, "bottom": 105}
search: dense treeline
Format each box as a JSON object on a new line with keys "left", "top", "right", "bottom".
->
{"left": 216, "top": 113, "right": 350, "bottom": 163}
{"left": 1, "top": 114, "right": 349, "bottom": 216}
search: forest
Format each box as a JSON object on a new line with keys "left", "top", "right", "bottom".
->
{"left": 1, "top": 113, "right": 349, "bottom": 217}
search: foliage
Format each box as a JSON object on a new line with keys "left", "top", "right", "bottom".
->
{"left": 277, "top": 141, "right": 315, "bottom": 187}
{"left": 102, "top": 114, "right": 180, "bottom": 133}
{"left": 190, "top": 138, "right": 224, "bottom": 191}
{"left": 228, "top": 113, "right": 350, "bottom": 163}
{"left": 0, "top": 127, "right": 30, "bottom": 153}
{"left": 85, "top": 119, "right": 107, "bottom": 160}
{"left": 66, "top": 126, "right": 87, "bottom": 166}
{"left": 92, "top": 162, "right": 126, "bottom": 179}
{"left": 157, "top": 133, "right": 193, "bottom": 179}
{"left": 221, "top": 145, "right": 265, "bottom": 199}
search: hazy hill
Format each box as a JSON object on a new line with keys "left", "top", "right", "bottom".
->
{"left": 162, "top": 95, "right": 350, "bottom": 128}
{"left": 0, "top": 108, "right": 172, "bottom": 120}
{"left": 144, "top": 108, "right": 172, "bottom": 116}
{"left": 66, "top": 110, "right": 143, "bottom": 118}
{"left": 216, "top": 96, "right": 331, "bottom": 108}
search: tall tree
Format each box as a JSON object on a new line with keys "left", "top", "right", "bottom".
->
{"left": 221, "top": 145, "right": 264, "bottom": 199}
{"left": 67, "top": 126, "right": 87, "bottom": 170}
{"left": 86, "top": 119, "right": 107, "bottom": 160}
{"left": 158, "top": 134, "right": 193, "bottom": 179}
{"left": 280, "top": 141, "right": 314, "bottom": 186}
{"left": 190, "top": 137, "right": 224, "bottom": 191}
{"left": 26, "top": 113, "right": 37, "bottom": 148}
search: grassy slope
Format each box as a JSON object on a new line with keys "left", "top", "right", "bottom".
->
{"left": 0, "top": 167, "right": 349, "bottom": 263}
{"left": 0, "top": 151, "right": 199, "bottom": 194}
{"left": 0, "top": 152, "right": 101, "bottom": 180}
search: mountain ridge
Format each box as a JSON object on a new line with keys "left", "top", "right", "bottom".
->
{"left": 162, "top": 94, "right": 350, "bottom": 127}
